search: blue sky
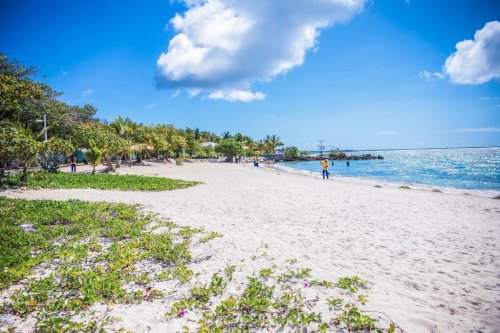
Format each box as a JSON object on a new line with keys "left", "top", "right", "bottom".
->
{"left": 1, "top": 0, "right": 499, "bottom": 150}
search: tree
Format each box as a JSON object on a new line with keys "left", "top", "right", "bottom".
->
{"left": 215, "top": 138, "right": 244, "bottom": 159}
{"left": 263, "top": 135, "right": 284, "bottom": 154}
{"left": 221, "top": 131, "right": 232, "bottom": 139}
{"left": 170, "top": 134, "right": 187, "bottom": 158}
{"left": 83, "top": 142, "right": 103, "bottom": 174}
{"left": 38, "top": 137, "right": 74, "bottom": 172}
{"left": 0, "top": 54, "right": 97, "bottom": 138}
{"left": 0, "top": 53, "right": 47, "bottom": 122}
{"left": 318, "top": 140, "right": 326, "bottom": 158}
{"left": 284, "top": 146, "right": 300, "bottom": 159}
{"left": 73, "top": 122, "right": 127, "bottom": 172}
{"left": 0, "top": 121, "right": 42, "bottom": 181}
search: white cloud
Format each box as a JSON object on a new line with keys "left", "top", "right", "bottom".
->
{"left": 455, "top": 127, "right": 500, "bottom": 133}
{"left": 419, "top": 70, "right": 445, "bottom": 81}
{"left": 208, "top": 89, "right": 265, "bottom": 102}
{"left": 376, "top": 131, "right": 397, "bottom": 136}
{"left": 82, "top": 88, "right": 94, "bottom": 96}
{"left": 157, "top": 0, "right": 365, "bottom": 101}
{"left": 146, "top": 103, "right": 158, "bottom": 109}
{"left": 444, "top": 21, "right": 500, "bottom": 84}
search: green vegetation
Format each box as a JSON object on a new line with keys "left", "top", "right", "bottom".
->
{"left": 166, "top": 262, "right": 398, "bottom": 332}
{"left": 0, "top": 197, "right": 399, "bottom": 332}
{"left": 3, "top": 170, "right": 200, "bottom": 191}
{"left": 329, "top": 150, "right": 348, "bottom": 159}
{"left": 215, "top": 138, "right": 244, "bottom": 158}
{"left": 284, "top": 146, "right": 300, "bottom": 158}
{"left": 0, "top": 53, "right": 288, "bottom": 180}
{"left": 0, "top": 197, "right": 216, "bottom": 331}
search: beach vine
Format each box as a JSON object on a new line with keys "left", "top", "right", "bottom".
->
{"left": 165, "top": 262, "right": 399, "bottom": 333}
{"left": 0, "top": 197, "right": 217, "bottom": 332}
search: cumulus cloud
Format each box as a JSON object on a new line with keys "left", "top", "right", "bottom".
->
{"left": 444, "top": 21, "right": 500, "bottom": 84}
{"left": 157, "top": 0, "right": 365, "bottom": 101}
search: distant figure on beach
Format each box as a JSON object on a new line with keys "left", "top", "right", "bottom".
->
{"left": 321, "top": 160, "right": 329, "bottom": 179}
{"left": 253, "top": 156, "right": 259, "bottom": 167}
{"left": 331, "top": 160, "right": 334, "bottom": 166}
{"left": 346, "top": 160, "right": 350, "bottom": 167}
{"left": 71, "top": 156, "right": 77, "bottom": 173}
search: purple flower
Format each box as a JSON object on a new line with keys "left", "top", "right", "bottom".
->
{"left": 303, "top": 280, "right": 311, "bottom": 288}
{"left": 178, "top": 309, "right": 186, "bottom": 317}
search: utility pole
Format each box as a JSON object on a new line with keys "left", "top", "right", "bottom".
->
{"left": 36, "top": 112, "right": 48, "bottom": 142}
{"left": 43, "top": 113, "right": 47, "bottom": 142}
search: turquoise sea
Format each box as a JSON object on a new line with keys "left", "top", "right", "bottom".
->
{"left": 278, "top": 147, "right": 500, "bottom": 195}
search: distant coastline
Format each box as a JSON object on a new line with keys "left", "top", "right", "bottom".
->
{"left": 316, "top": 145, "right": 500, "bottom": 153}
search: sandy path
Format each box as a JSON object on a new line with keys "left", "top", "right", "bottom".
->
{"left": 2, "top": 162, "right": 500, "bottom": 333}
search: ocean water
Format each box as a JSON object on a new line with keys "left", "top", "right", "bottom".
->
{"left": 279, "top": 147, "right": 500, "bottom": 195}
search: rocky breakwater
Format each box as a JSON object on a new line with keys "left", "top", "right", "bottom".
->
{"left": 288, "top": 153, "right": 383, "bottom": 161}
{"left": 329, "top": 152, "right": 384, "bottom": 160}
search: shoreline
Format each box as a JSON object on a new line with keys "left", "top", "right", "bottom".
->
{"left": 2, "top": 162, "right": 500, "bottom": 332}
{"left": 266, "top": 162, "right": 500, "bottom": 199}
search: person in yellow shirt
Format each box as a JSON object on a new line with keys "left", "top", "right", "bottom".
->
{"left": 321, "top": 159, "right": 329, "bottom": 179}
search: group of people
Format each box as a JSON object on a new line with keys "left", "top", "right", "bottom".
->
{"left": 320, "top": 159, "right": 350, "bottom": 179}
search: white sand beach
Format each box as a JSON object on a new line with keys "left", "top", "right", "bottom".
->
{"left": 2, "top": 162, "right": 500, "bottom": 333}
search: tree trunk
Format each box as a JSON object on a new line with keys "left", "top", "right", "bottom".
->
{"left": 116, "top": 153, "right": 122, "bottom": 168}
{"left": 21, "top": 164, "right": 28, "bottom": 182}
{"left": 92, "top": 164, "right": 96, "bottom": 174}
{"left": 106, "top": 156, "right": 116, "bottom": 173}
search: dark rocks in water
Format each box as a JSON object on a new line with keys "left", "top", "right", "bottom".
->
{"left": 374, "top": 185, "right": 383, "bottom": 188}
{"left": 432, "top": 189, "right": 442, "bottom": 193}
{"left": 493, "top": 195, "right": 500, "bottom": 200}
{"left": 329, "top": 153, "right": 383, "bottom": 161}
{"left": 399, "top": 185, "right": 410, "bottom": 189}
{"left": 285, "top": 153, "right": 384, "bottom": 162}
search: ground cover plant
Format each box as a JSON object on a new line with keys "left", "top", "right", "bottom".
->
{"left": 2, "top": 170, "right": 200, "bottom": 191}
{"left": 165, "top": 261, "right": 399, "bottom": 333}
{"left": 0, "top": 197, "right": 212, "bottom": 332}
{"left": 0, "top": 197, "right": 399, "bottom": 332}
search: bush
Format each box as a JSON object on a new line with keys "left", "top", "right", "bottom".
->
{"left": 215, "top": 138, "right": 244, "bottom": 158}
{"left": 38, "top": 137, "right": 74, "bottom": 172}
{"left": 284, "top": 146, "right": 299, "bottom": 159}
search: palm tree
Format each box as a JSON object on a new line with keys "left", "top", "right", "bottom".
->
{"left": 83, "top": 142, "right": 103, "bottom": 174}
{"left": 110, "top": 116, "right": 137, "bottom": 139}
{"left": 110, "top": 116, "right": 137, "bottom": 166}
{"left": 263, "top": 135, "right": 284, "bottom": 154}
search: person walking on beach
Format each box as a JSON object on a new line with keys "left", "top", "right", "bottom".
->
{"left": 71, "top": 156, "right": 77, "bottom": 173}
{"left": 321, "top": 159, "right": 329, "bottom": 179}
{"left": 253, "top": 156, "right": 259, "bottom": 167}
